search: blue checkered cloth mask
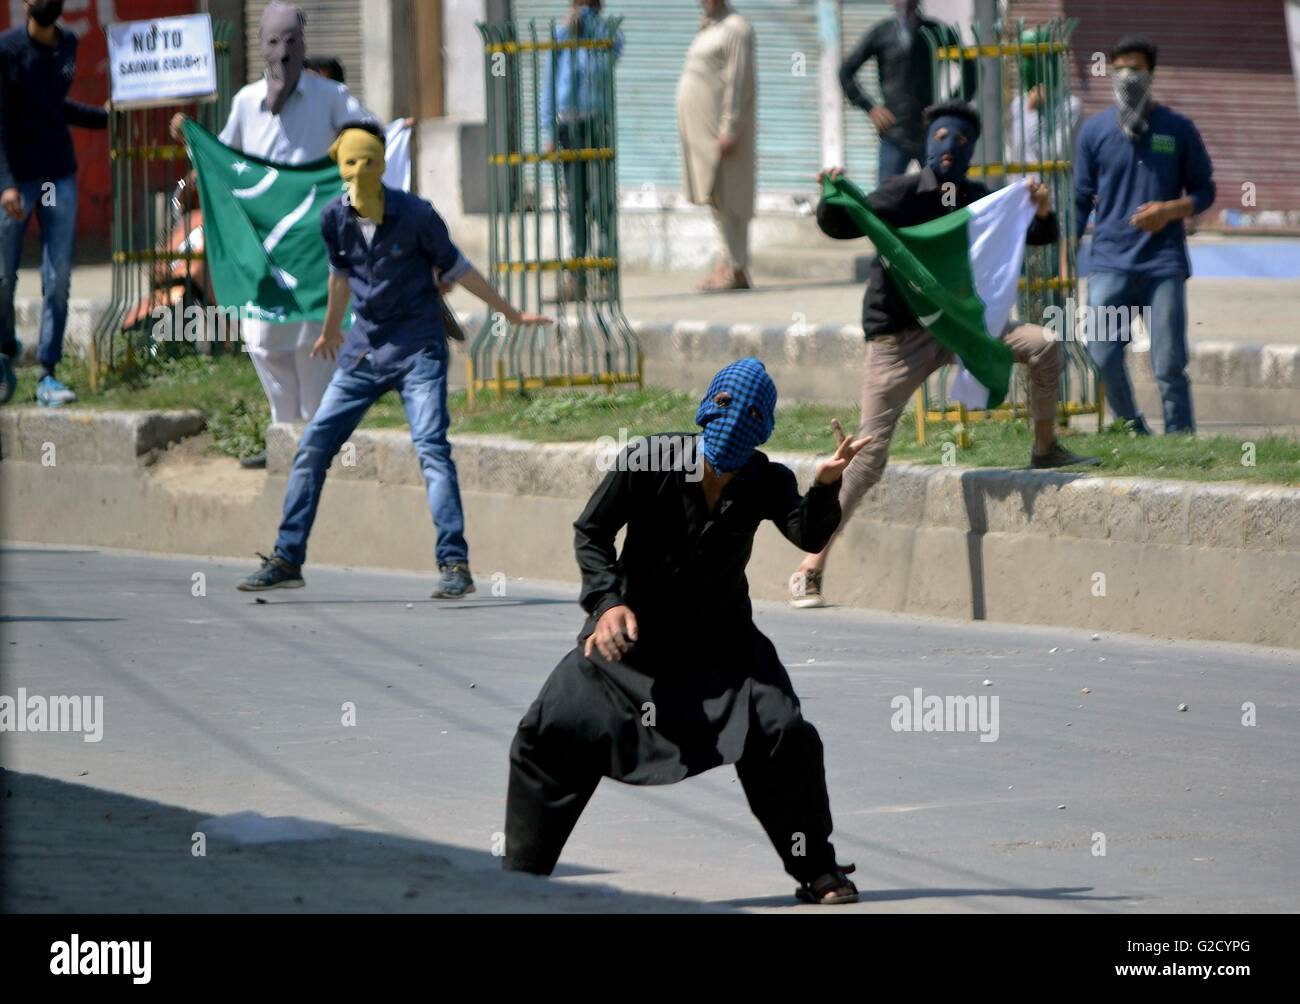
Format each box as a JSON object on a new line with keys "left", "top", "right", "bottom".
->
{"left": 694, "top": 358, "right": 778, "bottom": 474}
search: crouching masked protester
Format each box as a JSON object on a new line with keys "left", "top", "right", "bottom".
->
{"left": 504, "top": 358, "right": 871, "bottom": 904}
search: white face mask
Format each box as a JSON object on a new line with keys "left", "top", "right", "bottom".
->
{"left": 1112, "top": 67, "right": 1153, "bottom": 139}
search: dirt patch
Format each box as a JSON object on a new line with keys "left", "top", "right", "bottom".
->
{"left": 148, "top": 432, "right": 268, "bottom": 500}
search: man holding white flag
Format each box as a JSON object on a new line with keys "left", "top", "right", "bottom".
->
{"left": 788, "top": 101, "right": 1098, "bottom": 609}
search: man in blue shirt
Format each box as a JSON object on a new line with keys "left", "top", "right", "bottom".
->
{"left": 1075, "top": 36, "right": 1215, "bottom": 435}
{"left": 239, "top": 123, "right": 551, "bottom": 599}
{"left": 0, "top": 0, "right": 108, "bottom": 406}
{"left": 541, "top": 0, "right": 623, "bottom": 299}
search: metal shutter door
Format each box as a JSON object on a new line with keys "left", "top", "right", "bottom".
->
{"left": 744, "top": 0, "right": 822, "bottom": 194}
{"left": 245, "top": 0, "right": 367, "bottom": 106}
{"left": 840, "top": 1, "right": 894, "bottom": 187}
{"left": 515, "top": 0, "right": 821, "bottom": 197}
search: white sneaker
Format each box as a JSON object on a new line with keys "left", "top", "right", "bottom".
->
{"left": 789, "top": 569, "right": 826, "bottom": 609}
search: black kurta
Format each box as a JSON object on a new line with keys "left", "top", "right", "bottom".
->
{"left": 505, "top": 434, "right": 845, "bottom": 880}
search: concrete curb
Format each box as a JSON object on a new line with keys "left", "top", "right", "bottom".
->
{"left": 0, "top": 408, "right": 205, "bottom": 465}
{"left": 5, "top": 410, "right": 1299, "bottom": 648}
{"left": 263, "top": 423, "right": 1300, "bottom": 555}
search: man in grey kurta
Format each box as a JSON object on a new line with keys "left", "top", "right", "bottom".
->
{"left": 676, "top": 0, "right": 756, "bottom": 292}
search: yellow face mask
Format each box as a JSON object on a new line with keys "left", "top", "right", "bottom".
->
{"left": 330, "top": 128, "right": 386, "bottom": 222}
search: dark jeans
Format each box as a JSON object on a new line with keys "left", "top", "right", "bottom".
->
{"left": 274, "top": 350, "right": 469, "bottom": 568}
{"left": 556, "top": 117, "right": 606, "bottom": 268}
{"left": 878, "top": 136, "right": 921, "bottom": 185}
{"left": 0, "top": 174, "right": 78, "bottom": 368}
{"left": 1086, "top": 269, "right": 1193, "bottom": 434}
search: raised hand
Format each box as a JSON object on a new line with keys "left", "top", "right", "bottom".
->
{"left": 815, "top": 418, "right": 872, "bottom": 485}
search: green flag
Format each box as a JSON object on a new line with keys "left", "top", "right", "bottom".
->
{"left": 183, "top": 120, "right": 343, "bottom": 325}
{"left": 820, "top": 174, "right": 1028, "bottom": 410}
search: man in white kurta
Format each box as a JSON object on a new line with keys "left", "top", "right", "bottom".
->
{"left": 676, "top": 0, "right": 756, "bottom": 292}
{"left": 216, "top": 3, "right": 377, "bottom": 465}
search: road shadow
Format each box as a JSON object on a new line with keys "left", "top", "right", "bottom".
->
{"left": 0, "top": 771, "right": 726, "bottom": 914}
{"left": 0, "top": 617, "right": 125, "bottom": 624}
{"left": 242, "top": 597, "right": 574, "bottom": 610}
{"left": 959, "top": 469, "right": 1086, "bottom": 621}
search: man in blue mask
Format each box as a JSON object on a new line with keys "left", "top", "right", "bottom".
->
{"left": 788, "top": 101, "right": 1099, "bottom": 610}
{"left": 503, "top": 358, "right": 873, "bottom": 904}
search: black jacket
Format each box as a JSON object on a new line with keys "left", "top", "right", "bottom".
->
{"left": 0, "top": 26, "right": 106, "bottom": 191}
{"left": 818, "top": 167, "right": 1061, "bottom": 338}
{"left": 840, "top": 16, "right": 976, "bottom": 155}
{"left": 574, "top": 434, "right": 841, "bottom": 639}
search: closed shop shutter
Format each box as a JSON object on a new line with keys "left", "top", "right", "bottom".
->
{"left": 839, "top": 1, "right": 895, "bottom": 186}
{"left": 1011, "top": 0, "right": 1300, "bottom": 214}
{"left": 514, "top": 0, "right": 822, "bottom": 198}
{"left": 244, "top": 0, "right": 367, "bottom": 106}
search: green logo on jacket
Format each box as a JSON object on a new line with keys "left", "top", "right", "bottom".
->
{"left": 1150, "top": 133, "right": 1176, "bottom": 154}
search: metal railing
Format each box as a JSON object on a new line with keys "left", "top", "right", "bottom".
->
{"left": 88, "top": 20, "right": 235, "bottom": 389}
{"left": 469, "top": 16, "right": 641, "bottom": 406}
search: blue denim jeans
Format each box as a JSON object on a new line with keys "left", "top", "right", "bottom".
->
{"left": 1086, "top": 269, "right": 1193, "bottom": 434}
{"left": 274, "top": 350, "right": 469, "bottom": 568}
{"left": 0, "top": 175, "right": 78, "bottom": 368}
{"left": 877, "top": 137, "right": 920, "bottom": 185}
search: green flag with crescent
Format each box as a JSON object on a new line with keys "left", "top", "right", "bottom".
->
{"left": 182, "top": 120, "right": 343, "bottom": 324}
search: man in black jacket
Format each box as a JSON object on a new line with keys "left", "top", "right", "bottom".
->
{"left": 788, "top": 102, "right": 1098, "bottom": 610}
{"left": 0, "top": 0, "right": 106, "bottom": 406}
{"left": 504, "top": 358, "right": 869, "bottom": 905}
{"left": 840, "top": 0, "right": 975, "bottom": 183}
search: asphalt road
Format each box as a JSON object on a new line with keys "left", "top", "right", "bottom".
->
{"left": 2, "top": 545, "right": 1297, "bottom": 913}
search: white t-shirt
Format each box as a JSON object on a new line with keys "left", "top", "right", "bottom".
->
{"left": 219, "top": 72, "right": 377, "bottom": 165}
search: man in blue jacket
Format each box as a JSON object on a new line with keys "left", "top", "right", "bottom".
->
{"left": 1075, "top": 36, "right": 1215, "bottom": 435}
{"left": 0, "top": 0, "right": 108, "bottom": 406}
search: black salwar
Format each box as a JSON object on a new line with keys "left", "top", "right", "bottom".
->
{"left": 505, "top": 434, "right": 845, "bottom": 883}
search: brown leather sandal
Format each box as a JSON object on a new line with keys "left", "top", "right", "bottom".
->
{"left": 795, "top": 863, "right": 859, "bottom": 905}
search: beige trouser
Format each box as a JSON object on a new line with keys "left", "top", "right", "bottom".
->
{"left": 836, "top": 322, "right": 1063, "bottom": 530}
{"left": 710, "top": 205, "right": 751, "bottom": 271}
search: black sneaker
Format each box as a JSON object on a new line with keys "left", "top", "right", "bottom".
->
{"left": 1030, "top": 443, "right": 1102, "bottom": 470}
{"left": 238, "top": 552, "right": 304, "bottom": 591}
{"left": 431, "top": 563, "right": 476, "bottom": 599}
{"left": 240, "top": 451, "right": 268, "bottom": 470}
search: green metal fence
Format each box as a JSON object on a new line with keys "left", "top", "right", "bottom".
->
{"left": 914, "top": 15, "right": 1103, "bottom": 447}
{"left": 89, "top": 20, "right": 235, "bottom": 390}
{"left": 469, "top": 16, "right": 641, "bottom": 405}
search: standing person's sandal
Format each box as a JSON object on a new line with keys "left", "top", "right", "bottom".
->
{"left": 796, "top": 864, "right": 859, "bottom": 905}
